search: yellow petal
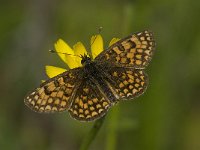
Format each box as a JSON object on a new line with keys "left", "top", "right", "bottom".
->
{"left": 91, "top": 34, "right": 104, "bottom": 59}
{"left": 45, "top": 65, "right": 67, "bottom": 78}
{"left": 65, "top": 55, "right": 80, "bottom": 68}
{"left": 54, "top": 39, "right": 79, "bottom": 68}
{"left": 73, "top": 42, "right": 87, "bottom": 66}
{"left": 54, "top": 39, "right": 74, "bottom": 62}
{"left": 109, "top": 38, "right": 120, "bottom": 47}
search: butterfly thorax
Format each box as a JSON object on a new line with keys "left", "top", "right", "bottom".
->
{"left": 81, "top": 54, "right": 99, "bottom": 77}
{"left": 82, "top": 60, "right": 99, "bottom": 78}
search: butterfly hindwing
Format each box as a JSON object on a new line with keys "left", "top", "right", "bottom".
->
{"left": 69, "top": 79, "right": 111, "bottom": 121}
{"left": 24, "top": 68, "right": 81, "bottom": 113}
{"left": 104, "top": 67, "right": 148, "bottom": 101}
{"left": 95, "top": 30, "right": 155, "bottom": 68}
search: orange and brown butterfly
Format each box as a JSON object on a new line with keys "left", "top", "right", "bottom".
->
{"left": 24, "top": 30, "right": 155, "bottom": 121}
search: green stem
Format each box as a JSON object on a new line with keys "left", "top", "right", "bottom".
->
{"left": 79, "top": 116, "right": 106, "bottom": 150}
{"left": 105, "top": 105, "right": 120, "bottom": 150}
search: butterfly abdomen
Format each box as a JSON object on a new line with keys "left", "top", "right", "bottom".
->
{"left": 83, "top": 62, "right": 117, "bottom": 103}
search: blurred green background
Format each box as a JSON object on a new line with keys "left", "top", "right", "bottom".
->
{"left": 1, "top": 0, "right": 200, "bottom": 150}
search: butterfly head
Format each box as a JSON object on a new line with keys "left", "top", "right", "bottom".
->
{"left": 81, "top": 54, "right": 92, "bottom": 65}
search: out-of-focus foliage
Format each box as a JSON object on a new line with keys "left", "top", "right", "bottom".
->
{"left": 0, "top": 0, "right": 200, "bottom": 150}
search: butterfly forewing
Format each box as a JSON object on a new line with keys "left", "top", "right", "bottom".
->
{"left": 94, "top": 30, "right": 155, "bottom": 68}
{"left": 69, "top": 80, "right": 111, "bottom": 121}
{"left": 24, "top": 68, "right": 81, "bottom": 113}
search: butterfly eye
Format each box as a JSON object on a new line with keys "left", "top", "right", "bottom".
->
{"left": 81, "top": 59, "right": 85, "bottom": 64}
{"left": 81, "top": 56, "right": 91, "bottom": 65}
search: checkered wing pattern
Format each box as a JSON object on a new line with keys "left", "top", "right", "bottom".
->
{"left": 24, "top": 68, "right": 80, "bottom": 113}
{"left": 95, "top": 30, "right": 155, "bottom": 68}
{"left": 69, "top": 80, "right": 111, "bottom": 121}
{"left": 106, "top": 68, "right": 148, "bottom": 100}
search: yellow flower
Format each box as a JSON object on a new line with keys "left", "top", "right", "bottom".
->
{"left": 45, "top": 35, "right": 120, "bottom": 78}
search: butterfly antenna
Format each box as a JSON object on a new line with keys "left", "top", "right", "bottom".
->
{"left": 90, "top": 26, "right": 103, "bottom": 46}
{"left": 49, "top": 50, "right": 81, "bottom": 58}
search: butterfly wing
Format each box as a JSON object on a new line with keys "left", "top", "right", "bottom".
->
{"left": 94, "top": 30, "right": 155, "bottom": 68}
{"left": 24, "top": 68, "right": 81, "bottom": 113}
{"left": 69, "top": 79, "right": 112, "bottom": 121}
{"left": 102, "top": 67, "right": 148, "bottom": 101}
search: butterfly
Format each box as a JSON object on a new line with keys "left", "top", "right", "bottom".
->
{"left": 24, "top": 30, "right": 155, "bottom": 121}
